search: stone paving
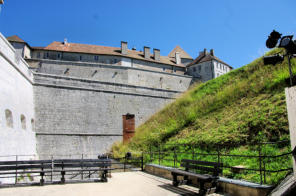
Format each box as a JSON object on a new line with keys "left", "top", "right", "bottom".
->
{"left": 0, "top": 172, "right": 225, "bottom": 196}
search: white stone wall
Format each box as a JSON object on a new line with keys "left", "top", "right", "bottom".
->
{"left": 0, "top": 32, "right": 37, "bottom": 166}
{"left": 285, "top": 86, "right": 296, "bottom": 177}
{"left": 213, "top": 60, "right": 231, "bottom": 78}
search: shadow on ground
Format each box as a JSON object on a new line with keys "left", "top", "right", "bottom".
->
{"left": 158, "top": 184, "right": 200, "bottom": 196}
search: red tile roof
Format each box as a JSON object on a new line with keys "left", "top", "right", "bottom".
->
{"left": 38, "top": 41, "right": 185, "bottom": 67}
{"left": 6, "top": 35, "right": 26, "bottom": 43}
{"left": 168, "top": 45, "right": 193, "bottom": 59}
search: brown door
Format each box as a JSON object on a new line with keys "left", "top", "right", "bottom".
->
{"left": 122, "top": 114, "right": 135, "bottom": 143}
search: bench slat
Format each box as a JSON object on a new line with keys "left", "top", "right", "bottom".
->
{"left": 0, "top": 160, "right": 52, "bottom": 165}
{"left": 171, "top": 169, "right": 212, "bottom": 181}
{"left": 0, "top": 164, "right": 52, "bottom": 171}
{"left": 180, "top": 164, "right": 221, "bottom": 173}
{"left": 181, "top": 159, "right": 223, "bottom": 167}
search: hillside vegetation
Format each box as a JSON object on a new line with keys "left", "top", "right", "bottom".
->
{"left": 112, "top": 49, "right": 295, "bottom": 184}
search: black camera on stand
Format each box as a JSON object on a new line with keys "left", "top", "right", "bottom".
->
{"left": 264, "top": 30, "right": 296, "bottom": 86}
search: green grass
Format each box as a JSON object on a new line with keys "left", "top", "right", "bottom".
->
{"left": 111, "top": 48, "right": 295, "bottom": 184}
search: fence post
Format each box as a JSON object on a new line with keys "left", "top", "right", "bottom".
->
{"left": 81, "top": 154, "right": 84, "bottom": 180}
{"left": 263, "top": 159, "right": 266, "bottom": 184}
{"left": 158, "top": 144, "right": 161, "bottom": 165}
{"left": 258, "top": 144, "right": 263, "bottom": 185}
{"left": 141, "top": 152, "right": 144, "bottom": 171}
{"left": 124, "top": 156, "right": 126, "bottom": 172}
{"left": 173, "top": 146, "right": 176, "bottom": 168}
{"left": 192, "top": 146, "right": 195, "bottom": 160}
{"left": 15, "top": 155, "right": 18, "bottom": 184}
{"left": 150, "top": 145, "right": 152, "bottom": 163}
{"left": 51, "top": 155, "right": 54, "bottom": 182}
{"left": 217, "top": 145, "right": 220, "bottom": 164}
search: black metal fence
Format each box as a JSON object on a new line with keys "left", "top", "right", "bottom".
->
{"left": 0, "top": 154, "right": 144, "bottom": 186}
{"left": 143, "top": 141, "right": 293, "bottom": 185}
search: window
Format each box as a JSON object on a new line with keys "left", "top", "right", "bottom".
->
{"left": 5, "top": 109, "right": 13, "bottom": 128}
{"left": 114, "top": 59, "right": 117, "bottom": 64}
{"left": 31, "top": 119, "right": 35, "bottom": 131}
{"left": 44, "top": 52, "right": 49, "bottom": 59}
{"left": 198, "top": 65, "right": 201, "bottom": 72}
{"left": 163, "top": 67, "right": 165, "bottom": 71}
{"left": 37, "top": 52, "right": 40, "bottom": 58}
{"left": 57, "top": 53, "right": 61, "bottom": 59}
{"left": 94, "top": 56, "right": 99, "bottom": 61}
{"left": 20, "top": 114, "right": 26, "bottom": 130}
{"left": 79, "top": 56, "right": 82, "bottom": 61}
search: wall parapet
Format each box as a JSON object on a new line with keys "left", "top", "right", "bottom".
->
{"left": 33, "top": 72, "right": 180, "bottom": 99}
{"left": 0, "top": 32, "right": 34, "bottom": 83}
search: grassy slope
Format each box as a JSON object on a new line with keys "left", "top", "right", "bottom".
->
{"left": 112, "top": 49, "right": 295, "bottom": 183}
{"left": 112, "top": 49, "right": 296, "bottom": 183}
{"left": 113, "top": 49, "right": 294, "bottom": 151}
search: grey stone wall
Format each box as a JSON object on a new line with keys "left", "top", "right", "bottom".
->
{"left": 187, "top": 61, "right": 213, "bottom": 82}
{"left": 27, "top": 59, "right": 192, "bottom": 92}
{"left": 33, "top": 75, "right": 175, "bottom": 157}
{"left": 31, "top": 50, "right": 186, "bottom": 74}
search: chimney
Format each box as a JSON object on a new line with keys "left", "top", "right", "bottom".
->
{"left": 144, "top": 46, "right": 150, "bottom": 59}
{"left": 210, "top": 49, "right": 214, "bottom": 56}
{"left": 64, "top": 38, "right": 68, "bottom": 45}
{"left": 121, "top": 41, "right": 128, "bottom": 55}
{"left": 153, "top": 48, "right": 160, "bottom": 61}
{"left": 199, "top": 48, "right": 207, "bottom": 56}
{"left": 175, "top": 52, "right": 181, "bottom": 65}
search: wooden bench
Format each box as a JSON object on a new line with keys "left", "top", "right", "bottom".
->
{"left": 0, "top": 158, "right": 112, "bottom": 185}
{"left": 170, "top": 159, "right": 223, "bottom": 195}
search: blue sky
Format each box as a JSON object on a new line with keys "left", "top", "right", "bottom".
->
{"left": 0, "top": 0, "right": 295, "bottom": 68}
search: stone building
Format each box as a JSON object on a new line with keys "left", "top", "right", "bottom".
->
{"left": 187, "top": 48, "right": 233, "bottom": 82}
{"left": 0, "top": 33, "right": 231, "bottom": 161}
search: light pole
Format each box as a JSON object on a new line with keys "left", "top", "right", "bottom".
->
{"left": 264, "top": 30, "right": 296, "bottom": 86}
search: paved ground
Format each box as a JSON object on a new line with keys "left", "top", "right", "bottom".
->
{"left": 0, "top": 172, "right": 223, "bottom": 196}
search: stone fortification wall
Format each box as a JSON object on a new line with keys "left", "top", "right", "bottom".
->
{"left": 33, "top": 72, "right": 183, "bottom": 158}
{"left": 28, "top": 59, "right": 192, "bottom": 91}
{"left": 0, "top": 32, "right": 36, "bottom": 169}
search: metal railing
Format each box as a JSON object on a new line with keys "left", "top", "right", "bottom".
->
{"left": 143, "top": 141, "right": 293, "bottom": 185}
{"left": 0, "top": 153, "right": 144, "bottom": 186}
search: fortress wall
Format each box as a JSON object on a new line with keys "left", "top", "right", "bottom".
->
{"left": 28, "top": 59, "right": 192, "bottom": 91}
{"left": 33, "top": 74, "right": 177, "bottom": 158}
{"left": 0, "top": 33, "right": 36, "bottom": 164}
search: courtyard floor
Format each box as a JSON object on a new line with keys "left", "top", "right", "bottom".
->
{"left": 0, "top": 172, "right": 224, "bottom": 196}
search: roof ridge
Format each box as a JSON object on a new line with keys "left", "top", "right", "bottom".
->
{"left": 168, "top": 45, "right": 193, "bottom": 59}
